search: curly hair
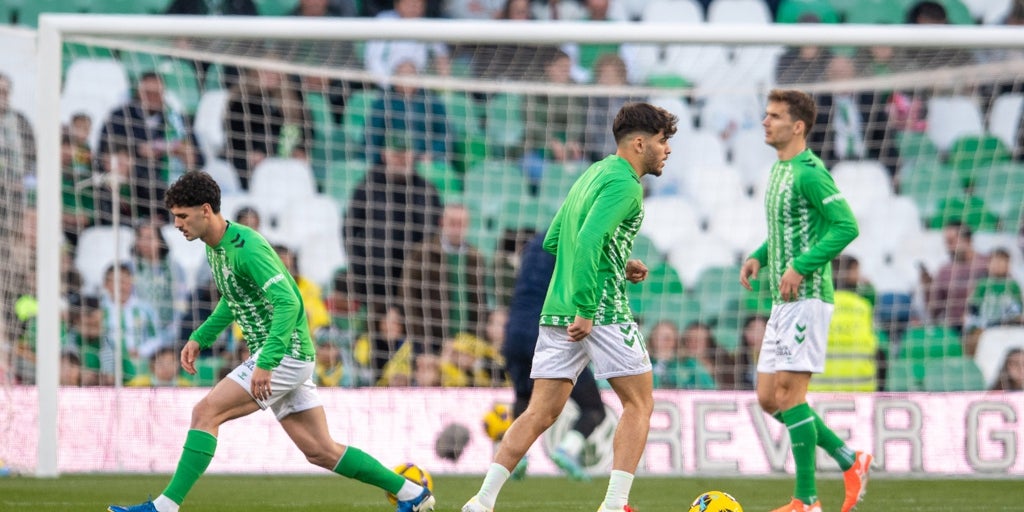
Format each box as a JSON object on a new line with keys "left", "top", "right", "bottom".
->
{"left": 164, "top": 171, "right": 221, "bottom": 213}
{"left": 613, "top": 102, "right": 679, "bottom": 145}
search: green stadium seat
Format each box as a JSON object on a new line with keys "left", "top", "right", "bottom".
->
{"left": 89, "top": 0, "right": 158, "bottom": 14}
{"left": 484, "top": 93, "right": 525, "bottom": 158}
{"left": 632, "top": 291, "right": 700, "bottom": 332}
{"left": 741, "top": 271, "right": 774, "bottom": 317}
{"left": 18, "top": 0, "right": 88, "bottom": 27}
{"left": 898, "top": 325, "right": 964, "bottom": 360}
{"left": 342, "top": 89, "right": 380, "bottom": 160}
{"left": 254, "top": 0, "right": 299, "bottom": 16}
{"left": 577, "top": 43, "right": 621, "bottom": 74}
{"left": 898, "top": 157, "right": 966, "bottom": 221}
{"left": 499, "top": 195, "right": 549, "bottom": 232}
{"left": 693, "top": 265, "right": 745, "bottom": 327}
{"left": 323, "top": 159, "right": 369, "bottom": 215}
{"left": 843, "top": 0, "right": 904, "bottom": 23}
{"left": 897, "top": 131, "right": 940, "bottom": 162}
{"left": 885, "top": 358, "right": 923, "bottom": 391}
{"left": 970, "top": 162, "right": 1024, "bottom": 223}
{"left": 157, "top": 59, "right": 201, "bottom": 114}
{"left": 776, "top": 0, "right": 840, "bottom": 23}
{"left": 441, "top": 92, "right": 484, "bottom": 137}
{"left": 192, "top": 357, "right": 225, "bottom": 386}
{"left": 645, "top": 73, "right": 692, "bottom": 89}
{"left": 922, "top": 357, "right": 986, "bottom": 391}
{"left": 417, "top": 160, "right": 463, "bottom": 199}
{"left": 929, "top": 194, "right": 1000, "bottom": 232}
{"left": 306, "top": 91, "right": 347, "bottom": 185}
{"left": 947, "top": 135, "right": 1011, "bottom": 187}
{"left": 118, "top": 50, "right": 164, "bottom": 80}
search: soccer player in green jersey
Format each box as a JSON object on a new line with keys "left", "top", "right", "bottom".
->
{"left": 462, "top": 102, "right": 677, "bottom": 512}
{"left": 739, "top": 89, "right": 871, "bottom": 512}
{"left": 109, "top": 172, "right": 434, "bottom": 512}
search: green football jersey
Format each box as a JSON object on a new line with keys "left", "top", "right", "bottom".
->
{"left": 750, "top": 149, "right": 859, "bottom": 305}
{"left": 190, "top": 222, "right": 315, "bottom": 370}
{"left": 540, "top": 155, "right": 643, "bottom": 326}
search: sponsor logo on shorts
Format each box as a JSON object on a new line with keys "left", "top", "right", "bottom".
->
{"left": 775, "top": 345, "right": 793, "bottom": 358}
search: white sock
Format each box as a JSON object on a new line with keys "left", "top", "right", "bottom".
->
{"left": 557, "top": 429, "right": 586, "bottom": 459}
{"left": 153, "top": 495, "right": 179, "bottom": 512}
{"left": 396, "top": 479, "right": 424, "bottom": 501}
{"left": 603, "top": 470, "right": 634, "bottom": 510}
{"left": 477, "top": 462, "right": 511, "bottom": 509}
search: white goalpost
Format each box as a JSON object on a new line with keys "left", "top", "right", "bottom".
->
{"left": 27, "top": 13, "right": 1024, "bottom": 477}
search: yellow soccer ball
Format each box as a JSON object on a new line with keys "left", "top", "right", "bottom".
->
{"left": 482, "top": 403, "right": 513, "bottom": 441}
{"left": 385, "top": 463, "right": 434, "bottom": 505}
{"left": 688, "top": 490, "right": 743, "bottom": 512}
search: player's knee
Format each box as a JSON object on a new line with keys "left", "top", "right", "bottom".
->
{"left": 522, "top": 405, "right": 561, "bottom": 428}
{"left": 190, "top": 398, "right": 215, "bottom": 428}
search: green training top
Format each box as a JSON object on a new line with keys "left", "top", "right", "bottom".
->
{"left": 540, "top": 155, "right": 643, "bottom": 326}
{"left": 749, "top": 148, "right": 859, "bottom": 305}
{"left": 190, "top": 222, "right": 315, "bottom": 370}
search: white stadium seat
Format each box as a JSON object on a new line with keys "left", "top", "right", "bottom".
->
{"left": 248, "top": 158, "right": 318, "bottom": 222}
{"left": 161, "top": 223, "right": 208, "bottom": 291}
{"left": 203, "top": 159, "right": 242, "bottom": 197}
{"left": 830, "top": 160, "right": 893, "bottom": 216}
{"left": 707, "top": 0, "right": 772, "bottom": 24}
{"left": 74, "top": 225, "right": 135, "bottom": 295}
{"left": 639, "top": 194, "right": 703, "bottom": 253}
{"left": 193, "top": 88, "right": 229, "bottom": 163}
{"left": 974, "top": 327, "right": 1024, "bottom": 389}
{"left": 987, "top": 93, "right": 1023, "bottom": 150}
{"left": 667, "top": 232, "right": 739, "bottom": 287}
{"left": 926, "top": 96, "right": 983, "bottom": 152}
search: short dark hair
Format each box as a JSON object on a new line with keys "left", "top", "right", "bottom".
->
{"left": 165, "top": 171, "right": 221, "bottom": 213}
{"left": 908, "top": 1, "right": 947, "bottom": 23}
{"left": 768, "top": 89, "right": 816, "bottom": 138}
{"left": 105, "top": 262, "right": 134, "bottom": 279}
{"left": 991, "top": 247, "right": 1011, "bottom": 260}
{"left": 612, "top": 102, "right": 679, "bottom": 145}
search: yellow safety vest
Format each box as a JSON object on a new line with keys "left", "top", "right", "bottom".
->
{"left": 810, "top": 290, "right": 878, "bottom": 392}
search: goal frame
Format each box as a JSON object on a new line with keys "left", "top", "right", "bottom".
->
{"left": 34, "top": 13, "right": 1024, "bottom": 477}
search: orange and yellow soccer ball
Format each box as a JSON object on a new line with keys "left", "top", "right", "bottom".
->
{"left": 688, "top": 490, "right": 743, "bottom": 512}
{"left": 385, "top": 463, "right": 434, "bottom": 505}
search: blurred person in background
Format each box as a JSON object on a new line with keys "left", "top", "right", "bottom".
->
{"left": 521, "top": 49, "right": 587, "bottom": 189}
{"left": 963, "top": 248, "right": 1023, "bottom": 355}
{"left": 0, "top": 72, "right": 36, "bottom": 179}
{"left": 128, "top": 345, "right": 193, "bottom": 387}
{"left": 990, "top": 348, "right": 1024, "bottom": 391}
{"left": 735, "top": 315, "right": 768, "bottom": 390}
{"left": 679, "top": 321, "right": 729, "bottom": 390}
{"left": 364, "top": 0, "right": 451, "bottom": 82}
{"left": 922, "top": 220, "right": 989, "bottom": 333}
{"left": 366, "top": 59, "right": 449, "bottom": 167}
{"left": 132, "top": 220, "right": 191, "bottom": 345}
{"left": 99, "top": 262, "right": 165, "bottom": 385}
{"left": 273, "top": 244, "right": 331, "bottom": 337}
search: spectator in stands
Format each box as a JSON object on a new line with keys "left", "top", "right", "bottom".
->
{"left": 964, "top": 247, "right": 1024, "bottom": 355}
{"left": 899, "top": 1, "right": 975, "bottom": 70}
{"left": 478, "top": 307, "right": 510, "bottom": 386}
{"left": 560, "top": 0, "right": 629, "bottom": 82}
{"left": 132, "top": 220, "right": 190, "bottom": 345}
{"left": 224, "top": 67, "right": 310, "bottom": 190}
{"left": 343, "top": 129, "right": 443, "bottom": 322}
{"left": 774, "top": 15, "right": 833, "bottom": 85}
{"left": 363, "top": 0, "right": 451, "bottom": 83}
{"left": 922, "top": 221, "right": 990, "bottom": 332}
{"left": 61, "top": 129, "right": 96, "bottom": 246}
{"left": 314, "top": 337, "right": 353, "bottom": 387}
{"left": 735, "top": 315, "right": 768, "bottom": 390}
{"left": 128, "top": 345, "right": 193, "bottom": 387}
{"left": 365, "top": 0, "right": 445, "bottom": 18}
{"left": 235, "top": 205, "right": 261, "bottom": 231}
{"left": 89, "top": 141, "right": 137, "bottom": 226}
{"left": 445, "top": 0, "right": 505, "bottom": 19}
{"left": 98, "top": 71, "right": 202, "bottom": 221}
{"left": 990, "top": 348, "right": 1024, "bottom": 391}
{"left": 413, "top": 353, "right": 442, "bottom": 386}
{"left": 366, "top": 59, "right": 449, "bottom": 166}
{"left": 492, "top": 227, "right": 536, "bottom": 308}
{"left": 60, "top": 349, "right": 83, "bottom": 386}
{"left": 0, "top": 72, "right": 36, "bottom": 178}
{"left": 464, "top": 0, "right": 553, "bottom": 80}
{"left": 165, "top": 0, "right": 257, "bottom": 15}
{"left": 583, "top": 53, "right": 638, "bottom": 162}
{"left": 438, "top": 332, "right": 504, "bottom": 387}
{"left": 321, "top": 270, "right": 367, "bottom": 385}
{"left": 812, "top": 56, "right": 900, "bottom": 176}
{"left": 99, "top": 263, "right": 165, "bottom": 385}
{"left": 808, "top": 255, "right": 879, "bottom": 392}
{"left": 648, "top": 320, "right": 690, "bottom": 389}
{"left": 273, "top": 244, "right": 331, "bottom": 337}
{"left": 361, "top": 306, "right": 413, "bottom": 384}
{"left": 681, "top": 321, "right": 735, "bottom": 390}
{"left": 832, "top": 251, "right": 877, "bottom": 307}
{"left": 62, "top": 294, "right": 104, "bottom": 386}
{"left": 402, "top": 203, "right": 490, "bottom": 354}
{"left": 522, "top": 48, "right": 587, "bottom": 186}
{"left": 292, "top": 0, "right": 358, "bottom": 17}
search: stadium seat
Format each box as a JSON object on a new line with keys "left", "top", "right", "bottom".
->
{"left": 537, "top": 161, "right": 586, "bottom": 207}
{"left": 62, "top": 58, "right": 130, "bottom": 120}
{"left": 303, "top": 91, "right": 346, "bottom": 182}
{"left": 973, "top": 326, "right": 1024, "bottom": 388}
{"left": 830, "top": 160, "right": 893, "bottom": 216}
{"left": 298, "top": 232, "right": 348, "bottom": 289}
{"left": 875, "top": 292, "right": 914, "bottom": 332}
{"left": 193, "top": 89, "right": 229, "bottom": 164}
{"left": 254, "top": 0, "right": 300, "bottom": 16}
{"left": 484, "top": 93, "right": 525, "bottom": 157}
{"left": 925, "top": 96, "right": 984, "bottom": 153}
{"left": 681, "top": 163, "right": 745, "bottom": 215}
{"left": 705, "top": 194, "right": 766, "bottom": 254}
{"left": 692, "top": 265, "right": 745, "bottom": 325}
{"left": 987, "top": 93, "right": 1023, "bottom": 150}
{"left": 202, "top": 159, "right": 242, "bottom": 197}
{"left": 499, "top": 195, "right": 549, "bottom": 232}
{"left": 632, "top": 293, "right": 702, "bottom": 333}
{"left": 859, "top": 196, "right": 923, "bottom": 254}
{"left": 275, "top": 194, "right": 341, "bottom": 245}
{"left": 630, "top": 233, "right": 665, "bottom": 266}
{"left": 161, "top": 223, "right": 207, "bottom": 291}
{"left": 641, "top": 0, "right": 703, "bottom": 23}
{"left": 157, "top": 59, "right": 201, "bottom": 114}
{"left": 192, "top": 357, "right": 224, "bottom": 387}
{"left": 969, "top": 162, "right": 1024, "bottom": 222}
{"left": 730, "top": 128, "right": 777, "bottom": 190}
{"left": 775, "top": 0, "right": 840, "bottom": 23}
{"left": 946, "top": 135, "right": 1011, "bottom": 187}
{"left": 342, "top": 89, "right": 381, "bottom": 159}
{"left": 74, "top": 225, "right": 135, "bottom": 294}
{"left": 322, "top": 159, "right": 369, "bottom": 215}
{"left": 901, "top": 228, "right": 950, "bottom": 278}
{"left": 929, "top": 194, "right": 1000, "bottom": 232}
{"left": 898, "top": 156, "right": 967, "bottom": 220}
{"left": 248, "top": 158, "right": 318, "bottom": 223}
{"left": 969, "top": 0, "right": 1014, "bottom": 24}
{"left": 898, "top": 325, "right": 964, "bottom": 361}
{"left": 440, "top": 91, "right": 485, "bottom": 137}
{"left": 638, "top": 194, "right": 703, "bottom": 253}
{"left": 668, "top": 232, "right": 739, "bottom": 287}
{"left": 707, "top": 0, "right": 772, "bottom": 23}
{"left": 219, "top": 193, "right": 263, "bottom": 226}
{"left": 922, "top": 357, "right": 986, "bottom": 391}
{"left": 417, "top": 160, "right": 463, "bottom": 199}
{"left": 884, "top": 358, "right": 922, "bottom": 391}
{"left": 897, "top": 131, "right": 940, "bottom": 163}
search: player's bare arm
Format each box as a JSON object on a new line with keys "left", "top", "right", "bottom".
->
{"left": 180, "top": 340, "right": 200, "bottom": 375}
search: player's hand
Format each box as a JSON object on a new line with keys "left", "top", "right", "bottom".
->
{"left": 567, "top": 316, "right": 593, "bottom": 342}
{"left": 626, "top": 259, "right": 648, "bottom": 283}
{"left": 251, "top": 367, "right": 273, "bottom": 402}
{"left": 780, "top": 268, "right": 804, "bottom": 301}
{"left": 739, "top": 258, "right": 761, "bottom": 291}
{"left": 180, "top": 340, "right": 200, "bottom": 375}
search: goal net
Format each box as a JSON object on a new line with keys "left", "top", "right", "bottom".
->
{"left": 7, "top": 14, "right": 1024, "bottom": 475}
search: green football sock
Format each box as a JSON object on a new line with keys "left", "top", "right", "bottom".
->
{"left": 782, "top": 403, "right": 818, "bottom": 505}
{"left": 812, "top": 411, "right": 855, "bottom": 471}
{"left": 162, "top": 429, "right": 218, "bottom": 504}
{"left": 771, "top": 409, "right": 855, "bottom": 471}
{"left": 333, "top": 446, "right": 407, "bottom": 494}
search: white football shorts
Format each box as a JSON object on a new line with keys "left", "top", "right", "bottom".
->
{"left": 757, "top": 298, "right": 834, "bottom": 374}
{"left": 227, "top": 352, "right": 322, "bottom": 420}
{"left": 531, "top": 322, "right": 652, "bottom": 382}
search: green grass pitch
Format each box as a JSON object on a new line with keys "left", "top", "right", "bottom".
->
{"left": 0, "top": 473, "right": 1018, "bottom": 511}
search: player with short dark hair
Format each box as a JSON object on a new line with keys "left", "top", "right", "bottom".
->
{"left": 463, "top": 102, "right": 677, "bottom": 512}
{"left": 740, "top": 89, "right": 870, "bottom": 512}
{"left": 108, "top": 171, "right": 435, "bottom": 512}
